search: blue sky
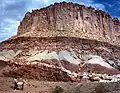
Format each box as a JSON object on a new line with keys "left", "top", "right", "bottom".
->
{"left": 0, "top": 0, "right": 120, "bottom": 42}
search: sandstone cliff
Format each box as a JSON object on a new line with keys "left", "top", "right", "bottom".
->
{"left": 17, "top": 2, "right": 120, "bottom": 44}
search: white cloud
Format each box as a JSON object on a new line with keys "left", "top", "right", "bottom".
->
{"left": 90, "top": 3, "right": 105, "bottom": 10}
{"left": 0, "top": 18, "right": 19, "bottom": 41}
{"left": 43, "top": 0, "right": 48, "bottom": 4}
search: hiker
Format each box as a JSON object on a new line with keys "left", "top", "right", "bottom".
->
{"left": 14, "top": 78, "right": 18, "bottom": 90}
{"left": 13, "top": 78, "right": 25, "bottom": 90}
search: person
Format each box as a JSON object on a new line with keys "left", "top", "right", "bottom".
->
{"left": 20, "top": 78, "right": 24, "bottom": 90}
{"left": 13, "top": 78, "right": 18, "bottom": 90}
{"left": 13, "top": 78, "right": 25, "bottom": 90}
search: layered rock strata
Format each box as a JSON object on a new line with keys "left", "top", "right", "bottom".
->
{"left": 1, "top": 37, "right": 120, "bottom": 75}
{"left": 1, "top": 2, "right": 120, "bottom": 82}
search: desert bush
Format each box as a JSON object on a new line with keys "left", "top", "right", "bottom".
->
{"left": 52, "top": 86, "right": 64, "bottom": 93}
{"left": 94, "top": 83, "right": 109, "bottom": 93}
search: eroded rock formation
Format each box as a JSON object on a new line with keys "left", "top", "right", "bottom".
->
{"left": 1, "top": 2, "right": 120, "bottom": 82}
{"left": 17, "top": 2, "right": 120, "bottom": 44}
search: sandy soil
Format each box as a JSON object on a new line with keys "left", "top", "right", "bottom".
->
{"left": 0, "top": 76, "right": 78, "bottom": 93}
{"left": 1, "top": 76, "right": 120, "bottom": 93}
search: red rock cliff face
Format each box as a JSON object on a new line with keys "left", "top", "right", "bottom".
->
{"left": 17, "top": 2, "right": 120, "bottom": 44}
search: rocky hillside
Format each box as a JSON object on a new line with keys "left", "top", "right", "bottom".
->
{"left": 1, "top": 37, "right": 120, "bottom": 81}
{"left": 1, "top": 2, "right": 120, "bottom": 82}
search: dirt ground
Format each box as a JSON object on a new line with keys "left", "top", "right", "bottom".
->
{"left": 1, "top": 76, "right": 120, "bottom": 93}
{"left": 0, "top": 76, "right": 78, "bottom": 93}
{"left": 1, "top": 61, "right": 120, "bottom": 93}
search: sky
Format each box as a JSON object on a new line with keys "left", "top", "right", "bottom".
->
{"left": 0, "top": 0, "right": 120, "bottom": 42}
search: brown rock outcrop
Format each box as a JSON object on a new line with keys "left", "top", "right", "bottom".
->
{"left": 2, "top": 63, "right": 72, "bottom": 82}
{"left": 1, "top": 37, "right": 120, "bottom": 60}
{"left": 17, "top": 2, "right": 120, "bottom": 44}
{"left": 81, "top": 63, "right": 120, "bottom": 75}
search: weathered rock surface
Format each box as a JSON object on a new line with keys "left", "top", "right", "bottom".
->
{"left": 1, "top": 37, "right": 120, "bottom": 81}
{"left": 0, "top": 50, "right": 22, "bottom": 62}
{"left": 2, "top": 63, "right": 72, "bottom": 82}
{"left": 1, "top": 37, "right": 120, "bottom": 62}
{"left": 1, "top": 2, "right": 120, "bottom": 82}
{"left": 17, "top": 2, "right": 120, "bottom": 44}
{"left": 81, "top": 63, "right": 120, "bottom": 75}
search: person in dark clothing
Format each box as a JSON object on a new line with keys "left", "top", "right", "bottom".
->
{"left": 13, "top": 78, "right": 18, "bottom": 90}
{"left": 21, "top": 82, "right": 24, "bottom": 90}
